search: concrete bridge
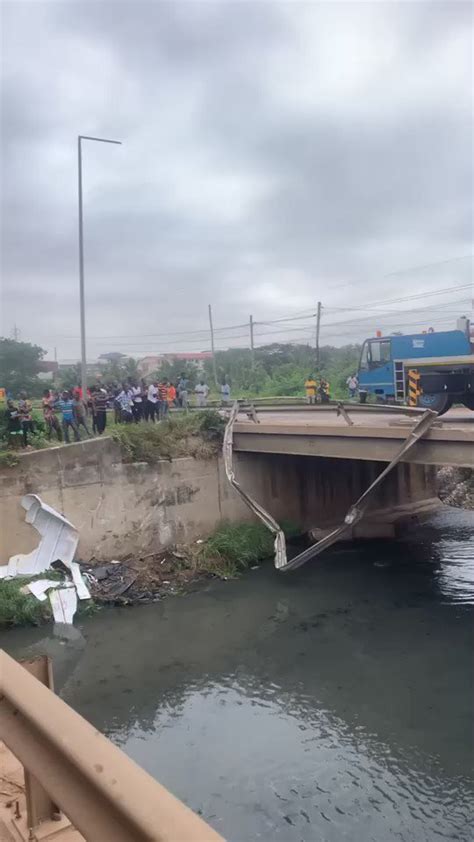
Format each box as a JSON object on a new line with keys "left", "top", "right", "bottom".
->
{"left": 232, "top": 404, "right": 473, "bottom": 468}
{"left": 226, "top": 403, "right": 474, "bottom": 570}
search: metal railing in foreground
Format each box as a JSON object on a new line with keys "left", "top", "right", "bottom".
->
{"left": 0, "top": 650, "right": 223, "bottom": 842}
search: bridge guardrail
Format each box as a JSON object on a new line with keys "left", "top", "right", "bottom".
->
{"left": 0, "top": 650, "right": 223, "bottom": 842}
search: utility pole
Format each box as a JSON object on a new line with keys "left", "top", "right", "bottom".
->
{"left": 315, "top": 301, "right": 322, "bottom": 372}
{"left": 249, "top": 314, "right": 254, "bottom": 364}
{"left": 208, "top": 304, "right": 219, "bottom": 388}
{"left": 78, "top": 134, "right": 122, "bottom": 400}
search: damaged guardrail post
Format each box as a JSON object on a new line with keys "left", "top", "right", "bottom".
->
{"left": 223, "top": 402, "right": 288, "bottom": 568}
{"left": 0, "top": 651, "right": 223, "bottom": 842}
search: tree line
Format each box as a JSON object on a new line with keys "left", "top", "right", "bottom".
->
{"left": 0, "top": 338, "right": 361, "bottom": 400}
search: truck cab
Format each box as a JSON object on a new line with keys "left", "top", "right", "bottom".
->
{"left": 357, "top": 328, "right": 474, "bottom": 414}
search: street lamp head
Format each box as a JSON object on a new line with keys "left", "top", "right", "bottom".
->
{"left": 78, "top": 135, "right": 122, "bottom": 145}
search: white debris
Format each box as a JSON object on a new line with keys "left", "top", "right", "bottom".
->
{"left": 25, "top": 579, "right": 63, "bottom": 602}
{"left": 0, "top": 495, "right": 79, "bottom": 579}
{"left": 0, "top": 494, "right": 89, "bottom": 624}
{"left": 68, "top": 561, "right": 91, "bottom": 600}
{"left": 49, "top": 587, "right": 77, "bottom": 624}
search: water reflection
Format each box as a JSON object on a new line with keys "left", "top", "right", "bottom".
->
{"left": 1, "top": 508, "right": 473, "bottom": 841}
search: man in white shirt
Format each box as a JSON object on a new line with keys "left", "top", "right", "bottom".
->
{"left": 195, "top": 380, "right": 210, "bottom": 408}
{"left": 221, "top": 380, "right": 231, "bottom": 404}
{"left": 146, "top": 382, "right": 159, "bottom": 422}
{"left": 131, "top": 383, "right": 143, "bottom": 422}
{"left": 346, "top": 374, "right": 358, "bottom": 399}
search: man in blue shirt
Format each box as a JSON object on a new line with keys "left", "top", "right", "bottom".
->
{"left": 55, "top": 391, "right": 81, "bottom": 443}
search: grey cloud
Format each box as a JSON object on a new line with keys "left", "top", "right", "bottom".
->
{"left": 1, "top": 1, "right": 472, "bottom": 359}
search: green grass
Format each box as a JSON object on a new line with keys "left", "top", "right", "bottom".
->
{"left": 0, "top": 578, "right": 52, "bottom": 627}
{"left": 111, "top": 410, "right": 226, "bottom": 462}
{"left": 0, "top": 572, "right": 96, "bottom": 628}
{"left": 196, "top": 520, "right": 301, "bottom": 578}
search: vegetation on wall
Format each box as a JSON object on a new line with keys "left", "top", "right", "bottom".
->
{"left": 111, "top": 410, "right": 226, "bottom": 462}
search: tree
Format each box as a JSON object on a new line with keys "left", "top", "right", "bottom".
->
{"left": 58, "top": 364, "right": 81, "bottom": 391}
{"left": 0, "top": 338, "right": 46, "bottom": 397}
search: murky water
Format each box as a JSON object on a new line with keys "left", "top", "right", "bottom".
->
{"left": 2, "top": 508, "right": 473, "bottom": 841}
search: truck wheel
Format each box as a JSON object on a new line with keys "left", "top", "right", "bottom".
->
{"left": 417, "top": 393, "right": 451, "bottom": 415}
{"left": 462, "top": 395, "right": 474, "bottom": 411}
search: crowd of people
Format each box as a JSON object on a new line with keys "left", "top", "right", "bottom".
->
{"left": 5, "top": 371, "right": 361, "bottom": 449}
{"left": 4, "top": 374, "right": 232, "bottom": 448}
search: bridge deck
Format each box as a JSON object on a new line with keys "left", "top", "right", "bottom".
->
{"left": 233, "top": 407, "right": 474, "bottom": 467}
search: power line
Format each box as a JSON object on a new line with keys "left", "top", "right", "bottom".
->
{"left": 329, "top": 253, "right": 473, "bottom": 291}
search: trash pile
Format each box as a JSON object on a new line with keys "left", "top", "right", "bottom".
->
{"left": 80, "top": 550, "right": 198, "bottom": 605}
{"left": 0, "top": 494, "right": 90, "bottom": 624}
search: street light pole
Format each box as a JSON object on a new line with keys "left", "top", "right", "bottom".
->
{"left": 77, "top": 134, "right": 121, "bottom": 400}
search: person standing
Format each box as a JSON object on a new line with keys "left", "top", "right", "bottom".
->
{"left": 319, "top": 377, "right": 330, "bottom": 404}
{"left": 146, "top": 381, "right": 159, "bottom": 422}
{"left": 18, "top": 392, "right": 34, "bottom": 446}
{"left": 56, "top": 391, "right": 81, "bottom": 443}
{"left": 220, "top": 379, "right": 231, "bottom": 405}
{"left": 73, "top": 392, "right": 92, "bottom": 437}
{"left": 346, "top": 374, "right": 358, "bottom": 399}
{"left": 117, "top": 384, "right": 134, "bottom": 423}
{"left": 304, "top": 375, "right": 317, "bottom": 405}
{"left": 6, "top": 400, "right": 23, "bottom": 448}
{"left": 42, "top": 389, "right": 62, "bottom": 442}
{"left": 131, "top": 382, "right": 143, "bottom": 423}
{"left": 91, "top": 386, "right": 108, "bottom": 435}
{"left": 167, "top": 381, "right": 177, "bottom": 409}
{"left": 158, "top": 379, "right": 169, "bottom": 419}
{"left": 177, "top": 374, "right": 189, "bottom": 409}
{"left": 195, "top": 380, "right": 209, "bottom": 407}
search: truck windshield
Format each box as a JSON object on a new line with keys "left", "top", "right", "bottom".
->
{"left": 369, "top": 339, "right": 391, "bottom": 367}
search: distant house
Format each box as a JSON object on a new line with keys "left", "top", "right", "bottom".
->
{"left": 37, "top": 361, "right": 59, "bottom": 382}
{"left": 98, "top": 352, "right": 127, "bottom": 364}
{"left": 138, "top": 352, "right": 212, "bottom": 377}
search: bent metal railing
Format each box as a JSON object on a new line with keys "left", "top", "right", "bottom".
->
{"left": 0, "top": 651, "right": 223, "bottom": 842}
{"left": 223, "top": 401, "right": 437, "bottom": 572}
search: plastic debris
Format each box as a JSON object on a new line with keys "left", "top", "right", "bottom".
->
{"left": 0, "top": 494, "right": 90, "bottom": 623}
{"left": 25, "top": 579, "right": 63, "bottom": 602}
{"left": 0, "top": 495, "right": 78, "bottom": 579}
{"left": 49, "top": 587, "right": 77, "bottom": 624}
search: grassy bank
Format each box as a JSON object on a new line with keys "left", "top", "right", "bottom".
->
{"left": 0, "top": 522, "right": 299, "bottom": 627}
{"left": 110, "top": 410, "right": 226, "bottom": 462}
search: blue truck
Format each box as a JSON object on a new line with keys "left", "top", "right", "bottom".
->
{"left": 357, "top": 318, "right": 474, "bottom": 414}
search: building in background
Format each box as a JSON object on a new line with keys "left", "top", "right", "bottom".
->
{"left": 37, "top": 361, "right": 59, "bottom": 382}
{"left": 138, "top": 352, "right": 212, "bottom": 377}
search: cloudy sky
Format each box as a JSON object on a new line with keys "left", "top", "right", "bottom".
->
{"left": 1, "top": 0, "right": 472, "bottom": 361}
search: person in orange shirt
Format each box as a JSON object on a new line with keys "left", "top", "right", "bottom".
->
{"left": 167, "top": 382, "right": 177, "bottom": 408}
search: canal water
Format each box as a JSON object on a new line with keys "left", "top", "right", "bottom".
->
{"left": 2, "top": 508, "right": 473, "bottom": 841}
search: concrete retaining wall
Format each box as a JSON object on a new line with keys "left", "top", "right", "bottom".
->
{"left": 0, "top": 437, "right": 440, "bottom": 566}
{"left": 0, "top": 438, "right": 251, "bottom": 564}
